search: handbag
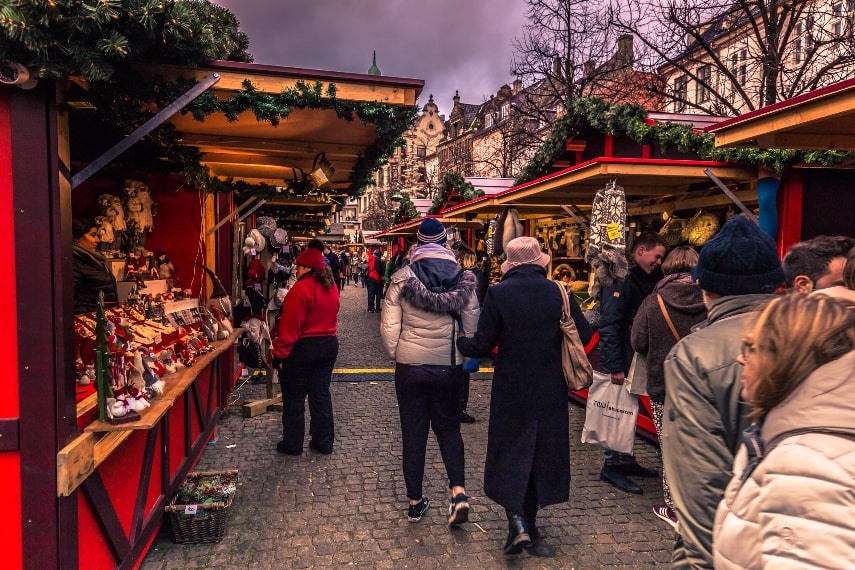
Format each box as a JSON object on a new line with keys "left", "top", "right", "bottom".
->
{"left": 625, "top": 351, "right": 648, "bottom": 396}
{"left": 581, "top": 371, "right": 639, "bottom": 454}
{"left": 555, "top": 281, "right": 594, "bottom": 391}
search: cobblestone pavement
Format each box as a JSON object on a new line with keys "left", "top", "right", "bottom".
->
{"left": 141, "top": 282, "right": 675, "bottom": 569}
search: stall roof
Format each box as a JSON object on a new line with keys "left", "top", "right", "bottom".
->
{"left": 440, "top": 157, "right": 757, "bottom": 218}
{"left": 707, "top": 77, "right": 855, "bottom": 149}
{"left": 148, "top": 60, "right": 423, "bottom": 190}
{"left": 375, "top": 215, "right": 483, "bottom": 239}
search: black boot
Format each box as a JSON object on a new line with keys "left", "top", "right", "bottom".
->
{"left": 600, "top": 466, "right": 642, "bottom": 494}
{"left": 504, "top": 515, "right": 531, "bottom": 554}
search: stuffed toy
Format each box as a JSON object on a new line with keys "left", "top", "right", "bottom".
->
{"left": 682, "top": 210, "right": 720, "bottom": 246}
{"left": 157, "top": 254, "right": 175, "bottom": 280}
{"left": 124, "top": 180, "right": 157, "bottom": 233}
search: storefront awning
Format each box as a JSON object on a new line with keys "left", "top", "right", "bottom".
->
{"left": 707, "top": 77, "right": 855, "bottom": 150}
{"left": 375, "top": 216, "right": 483, "bottom": 239}
{"left": 149, "top": 60, "right": 423, "bottom": 191}
{"left": 440, "top": 158, "right": 758, "bottom": 219}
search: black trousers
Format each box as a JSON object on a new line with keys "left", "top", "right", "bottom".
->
{"left": 395, "top": 363, "right": 465, "bottom": 500}
{"left": 278, "top": 336, "right": 339, "bottom": 454}
{"left": 366, "top": 278, "right": 382, "bottom": 310}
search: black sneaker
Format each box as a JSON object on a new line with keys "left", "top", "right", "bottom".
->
{"left": 459, "top": 411, "right": 476, "bottom": 423}
{"left": 447, "top": 493, "right": 470, "bottom": 525}
{"left": 407, "top": 497, "right": 430, "bottom": 522}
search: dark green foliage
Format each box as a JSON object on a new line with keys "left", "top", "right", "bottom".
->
{"left": 390, "top": 194, "right": 419, "bottom": 226}
{"left": 515, "top": 97, "right": 852, "bottom": 184}
{"left": 428, "top": 172, "right": 484, "bottom": 214}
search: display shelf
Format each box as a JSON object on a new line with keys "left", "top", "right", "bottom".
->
{"left": 83, "top": 330, "right": 239, "bottom": 433}
{"left": 551, "top": 256, "right": 584, "bottom": 261}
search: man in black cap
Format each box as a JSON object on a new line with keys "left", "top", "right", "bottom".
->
{"left": 662, "top": 215, "right": 785, "bottom": 569}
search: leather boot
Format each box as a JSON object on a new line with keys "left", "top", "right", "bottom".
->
{"left": 504, "top": 515, "right": 531, "bottom": 554}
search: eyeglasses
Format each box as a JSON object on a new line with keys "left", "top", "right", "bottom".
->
{"left": 740, "top": 339, "right": 756, "bottom": 361}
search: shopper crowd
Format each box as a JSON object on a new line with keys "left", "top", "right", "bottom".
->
{"left": 259, "top": 215, "right": 855, "bottom": 562}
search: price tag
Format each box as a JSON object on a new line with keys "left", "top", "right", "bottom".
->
{"left": 154, "top": 333, "right": 162, "bottom": 345}
{"left": 184, "top": 504, "right": 198, "bottom": 515}
{"left": 606, "top": 222, "right": 621, "bottom": 241}
{"left": 250, "top": 248, "right": 257, "bottom": 256}
{"left": 241, "top": 368, "right": 250, "bottom": 377}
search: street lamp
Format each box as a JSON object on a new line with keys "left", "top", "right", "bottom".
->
{"left": 391, "top": 192, "right": 403, "bottom": 208}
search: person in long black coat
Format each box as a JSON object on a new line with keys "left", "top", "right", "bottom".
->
{"left": 457, "top": 237, "right": 592, "bottom": 557}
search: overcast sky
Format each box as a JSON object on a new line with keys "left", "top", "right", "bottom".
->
{"left": 213, "top": 0, "right": 530, "bottom": 118}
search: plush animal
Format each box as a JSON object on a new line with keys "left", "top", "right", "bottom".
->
{"left": 242, "top": 228, "right": 266, "bottom": 255}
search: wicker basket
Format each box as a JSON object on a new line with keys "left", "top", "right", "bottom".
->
{"left": 165, "top": 470, "right": 238, "bottom": 544}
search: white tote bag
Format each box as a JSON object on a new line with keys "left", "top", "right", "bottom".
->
{"left": 581, "top": 372, "right": 639, "bottom": 454}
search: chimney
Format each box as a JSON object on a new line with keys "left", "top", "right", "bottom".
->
{"left": 617, "top": 34, "right": 634, "bottom": 67}
{"left": 552, "top": 56, "right": 563, "bottom": 79}
{"left": 513, "top": 79, "right": 522, "bottom": 94}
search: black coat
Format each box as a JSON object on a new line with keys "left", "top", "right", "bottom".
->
{"left": 73, "top": 244, "right": 118, "bottom": 314}
{"left": 597, "top": 264, "right": 662, "bottom": 374}
{"left": 457, "top": 264, "right": 592, "bottom": 512}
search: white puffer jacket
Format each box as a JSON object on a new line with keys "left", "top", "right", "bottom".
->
{"left": 713, "top": 350, "right": 855, "bottom": 569}
{"left": 380, "top": 246, "right": 480, "bottom": 366}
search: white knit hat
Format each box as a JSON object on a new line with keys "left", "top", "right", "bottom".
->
{"left": 501, "top": 236, "right": 551, "bottom": 274}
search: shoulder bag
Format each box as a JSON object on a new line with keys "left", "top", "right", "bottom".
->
{"left": 555, "top": 281, "right": 594, "bottom": 391}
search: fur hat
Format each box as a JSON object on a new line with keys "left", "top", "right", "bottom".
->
{"left": 243, "top": 229, "right": 266, "bottom": 254}
{"left": 269, "top": 228, "right": 288, "bottom": 249}
{"left": 693, "top": 216, "right": 785, "bottom": 296}
{"left": 256, "top": 216, "right": 277, "bottom": 238}
{"left": 295, "top": 247, "right": 325, "bottom": 270}
{"left": 416, "top": 218, "right": 447, "bottom": 245}
{"left": 501, "top": 237, "right": 551, "bottom": 274}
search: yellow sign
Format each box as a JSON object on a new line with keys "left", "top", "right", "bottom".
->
{"left": 606, "top": 222, "right": 621, "bottom": 241}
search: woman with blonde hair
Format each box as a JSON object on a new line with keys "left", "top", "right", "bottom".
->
{"left": 713, "top": 293, "right": 855, "bottom": 569}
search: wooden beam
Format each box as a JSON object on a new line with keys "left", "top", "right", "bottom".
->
{"left": 772, "top": 132, "right": 855, "bottom": 150}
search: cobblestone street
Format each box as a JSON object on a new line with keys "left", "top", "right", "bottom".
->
{"left": 141, "top": 281, "right": 675, "bottom": 569}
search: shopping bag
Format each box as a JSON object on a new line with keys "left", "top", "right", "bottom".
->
{"left": 581, "top": 372, "right": 639, "bottom": 454}
{"left": 462, "top": 358, "right": 480, "bottom": 373}
{"left": 625, "top": 352, "right": 648, "bottom": 396}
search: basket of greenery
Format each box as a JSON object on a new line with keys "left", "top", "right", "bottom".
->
{"left": 165, "top": 470, "right": 238, "bottom": 544}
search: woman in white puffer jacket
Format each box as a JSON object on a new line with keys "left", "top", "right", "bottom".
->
{"left": 379, "top": 218, "right": 479, "bottom": 526}
{"left": 713, "top": 293, "right": 855, "bottom": 569}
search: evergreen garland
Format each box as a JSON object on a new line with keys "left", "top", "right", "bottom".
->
{"left": 428, "top": 172, "right": 484, "bottom": 214}
{"left": 85, "top": 74, "right": 418, "bottom": 198}
{"left": 515, "top": 97, "right": 852, "bottom": 184}
{"left": 390, "top": 194, "right": 420, "bottom": 226}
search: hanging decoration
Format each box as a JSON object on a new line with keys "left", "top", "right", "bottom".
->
{"left": 585, "top": 180, "right": 627, "bottom": 301}
{"left": 390, "top": 194, "right": 419, "bottom": 226}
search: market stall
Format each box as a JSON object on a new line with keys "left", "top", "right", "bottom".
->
{"left": 1, "top": 56, "right": 421, "bottom": 569}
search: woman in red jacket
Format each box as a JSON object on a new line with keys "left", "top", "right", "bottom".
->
{"left": 272, "top": 247, "right": 340, "bottom": 455}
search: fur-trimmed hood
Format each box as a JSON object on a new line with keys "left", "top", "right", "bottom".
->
{"left": 400, "top": 266, "right": 476, "bottom": 315}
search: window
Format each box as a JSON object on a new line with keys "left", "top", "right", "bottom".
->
{"left": 485, "top": 113, "right": 493, "bottom": 128}
{"left": 501, "top": 103, "right": 510, "bottom": 119}
{"left": 739, "top": 49, "right": 747, "bottom": 86}
{"left": 416, "top": 145, "right": 426, "bottom": 158}
{"left": 795, "top": 23, "right": 803, "bottom": 64}
{"left": 673, "top": 75, "right": 688, "bottom": 111}
{"left": 377, "top": 169, "right": 384, "bottom": 187}
{"left": 391, "top": 166, "right": 399, "bottom": 181}
{"left": 696, "top": 65, "right": 711, "bottom": 103}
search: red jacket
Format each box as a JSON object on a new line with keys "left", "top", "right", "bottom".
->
{"left": 272, "top": 275, "right": 340, "bottom": 358}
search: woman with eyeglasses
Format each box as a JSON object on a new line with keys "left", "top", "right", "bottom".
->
{"left": 713, "top": 293, "right": 855, "bottom": 569}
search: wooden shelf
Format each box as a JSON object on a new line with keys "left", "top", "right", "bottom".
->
{"left": 551, "top": 256, "right": 584, "bottom": 262}
{"left": 58, "top": 330, "right": 239, "bottom": 496}
{"left": 84, "top": 330, "right": 240, "bottom": 433}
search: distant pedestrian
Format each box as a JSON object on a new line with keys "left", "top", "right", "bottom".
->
{"left": 338, "top": 248, "right": 349, "bottom": 291}
{"left": 458, "top": 237, "right": 592, "bottom": 557}
{"left": 380, "top": 218, "right": 479, "bottom": 526}
{"left": 457, "top": 251, "right": 487, "bottom": 424}
{"left": 365, "top": 248, "right": 385, "bottom": 312}
{"left": 271, "top": 247, "right": 340, "bottom": 456}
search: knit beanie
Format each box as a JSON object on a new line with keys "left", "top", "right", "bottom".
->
{"left": 416, "top": 218, "right": 447, "bottom": 245}
{"left": 693, "top": 216, "right": 785, "bottom": 296}
{"left": 295, "top": 248, "right": 326, "bottom": 270}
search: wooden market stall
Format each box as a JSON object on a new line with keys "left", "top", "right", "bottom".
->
{"left": 707, "top": 77, "right": 855, "bottom": 252}
{"left": 1, "top": 58, "right": 421, "bottom": 569}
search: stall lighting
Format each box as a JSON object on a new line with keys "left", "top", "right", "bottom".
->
{"left": 309, "top": 152, "right": 335, "bottom": 189}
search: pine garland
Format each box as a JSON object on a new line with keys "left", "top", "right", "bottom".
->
{"left": 85, "top": 74, "right": 418, "bottom": 198}
{"left": 427, "top": 172, "right": 484, "bottom": 214}
{"left": 515, "top": 97, "right": 852, "bottom": 184}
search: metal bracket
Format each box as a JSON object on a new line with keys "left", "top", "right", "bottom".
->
{"left": 560, "top": 205, "right": 590, "bottom": 231}
{"left": 71, "top": 73, "right": 221, "bottom": 189}
{"left": 237, "top": 199, "right": 268, "bottom": 222}
{"left": 703, "top": 168, "right": 759, "bottom": 225}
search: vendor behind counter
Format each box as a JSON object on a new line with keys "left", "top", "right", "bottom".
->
{"left": 72, "top": 216, "right": 118, "bottom": 314}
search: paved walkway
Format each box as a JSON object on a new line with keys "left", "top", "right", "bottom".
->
{"left": 141, "top": 281, "right": 675, "bottom": 569}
